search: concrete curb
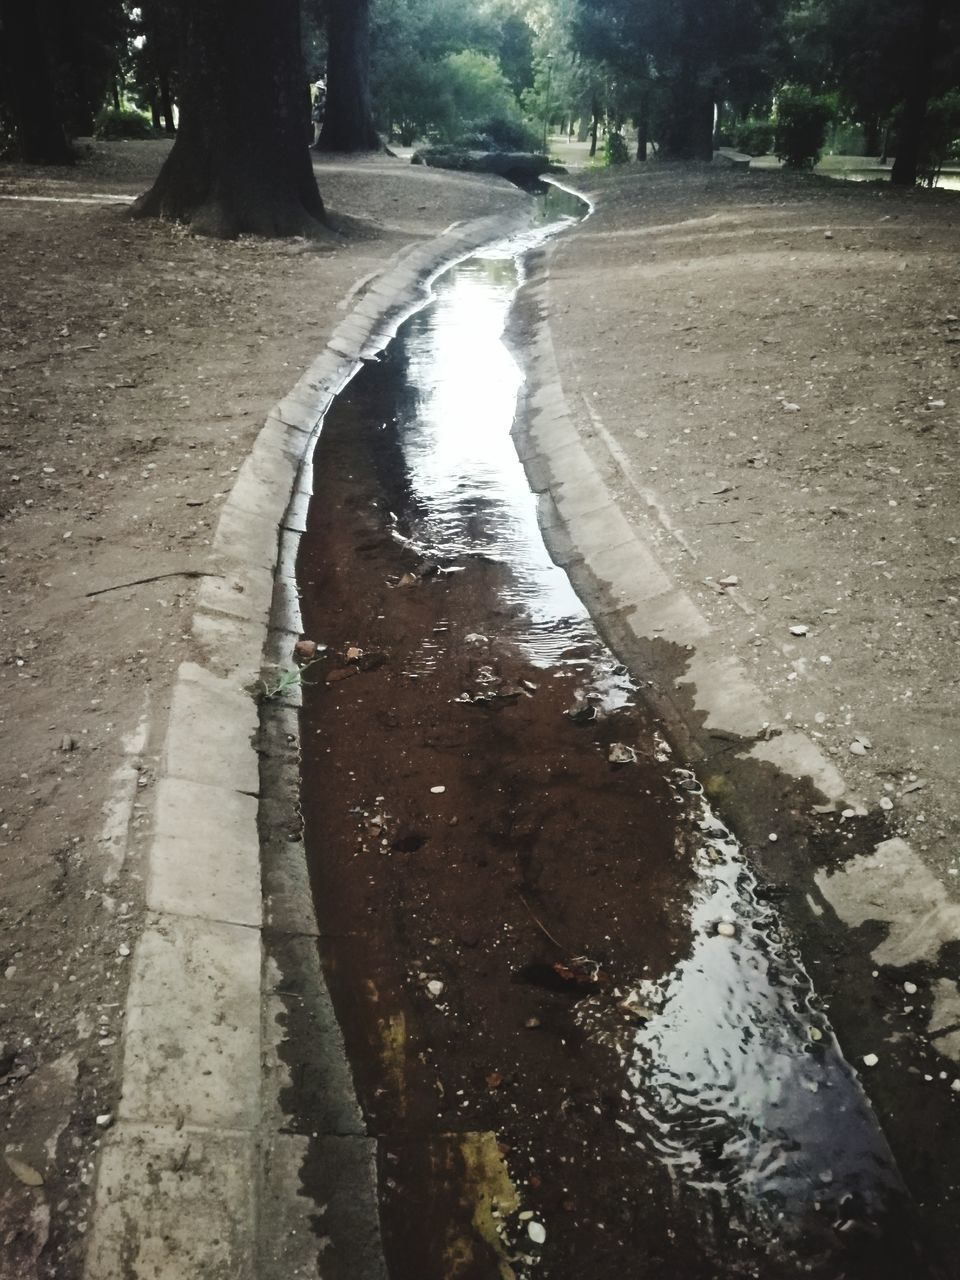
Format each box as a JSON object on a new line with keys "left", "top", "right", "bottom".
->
{"left": 84, "top": 206, "right": 533, "bottom": 1279}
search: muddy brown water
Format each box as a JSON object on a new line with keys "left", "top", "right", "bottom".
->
{"left": 296, "top": 191, "right": 930, "bottom": 1278}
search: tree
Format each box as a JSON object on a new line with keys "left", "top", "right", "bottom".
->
{"left": 134, "top": 0, "right": 325, "bottom": 237}
{"left": 129, "top": 0, "right": 180, "bottom": 135}
{"left": 316, "top": 0, "right": 380, "bottom": 151}
{"left": 573, "top": 0, "right": 788, "bottom": 160}
{"left": 891, "top": 0, "right": 946, "bottom": 185}
{"left": 0, "top": 0, "right": 76, "bottom": 163}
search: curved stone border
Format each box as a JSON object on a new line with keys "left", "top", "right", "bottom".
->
{"left": 84, "top": 207, "right": 533, "bottom": 1280}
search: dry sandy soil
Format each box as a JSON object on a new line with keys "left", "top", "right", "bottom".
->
{"left": 0, "top": 139, "right": 524, "bottom": 1278}
{"left": 1, "top": 139, "right": 958, "bottom": 1276}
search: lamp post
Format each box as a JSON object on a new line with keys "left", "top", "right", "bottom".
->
{"left": 542, "top": 54, "right": 554, "bottom": 154}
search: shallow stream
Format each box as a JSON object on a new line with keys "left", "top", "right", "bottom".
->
{"left": 297, "top": 185, "right": 921, "bottom": 1278}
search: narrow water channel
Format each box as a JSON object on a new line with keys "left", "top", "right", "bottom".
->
{"left": 296, "top": 189, "right": 925, "bottom": 1279}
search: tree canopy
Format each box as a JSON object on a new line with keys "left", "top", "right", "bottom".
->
{"left": 0, "top": 0, "right": 958, "bottom": 217}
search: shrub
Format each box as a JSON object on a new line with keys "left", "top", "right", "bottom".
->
{"left": 455, "top": 115, "right": 541, "bottom": 153}
{"left": 774, "top": 87, "right": 834, "bottom": 170}
{"left": 94, "top": 107, "right": 153, "bottom": 140}
{"left": 604, "top": 130, "right": 630, "bottom": 165}
{"left": 734, "top": 118, "right": 775, "bottom": 156}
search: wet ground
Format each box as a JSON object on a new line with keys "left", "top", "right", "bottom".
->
{"left": 296, "top": 198, "right": 937, "bottom": 1277}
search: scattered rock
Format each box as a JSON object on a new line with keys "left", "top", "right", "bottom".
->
{"left": 716, "top": 921, "right": 737, "bottom": 938}
{"left": 59, "top": 734, "right": 76, "bottom": 753}
{"left": 904, "top": 981, "right": 918, "bottom": 995}
{"left": 789, "top": 624, "right": 809, "bottom": 636}
{"left": 862, "top": 1053, "right": 879, "bottom": 1068}
{"left": 608, "top": 742, "right": 637, "bottom": 765}
{"left": 430, "top": 785, "right": 446, "bottom": 794}
{"left": 4, "top": 1154, "right": 43, "bottom": 1187}
{"left": 528, "top": 1221, "right": 546, "bottom": 1245}
{"left": 426, "top": 979, "right": 444, "bottom": 998}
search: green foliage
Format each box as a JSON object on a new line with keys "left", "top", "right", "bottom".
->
{"left": 442, "top": 50, "right": 520, "bottom": 133}
{"left": 93, "top": 106, "right": 154, "bottom": 139}
{"left": 370, "top": 0, "right": 505, "bottom": 144}
{"left": 734, "top": 117, "right": 775, "bottom": 155}
{"left": 604, "top": 129, "right": 629, "bottom": 164}
{"left": 455, "top": 115, "right": 540, "bottom": 151}
{"left": 774, "top": 86, "right": 834, "bottom": 169}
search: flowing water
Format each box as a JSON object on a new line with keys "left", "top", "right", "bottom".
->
{"left": 297, "top": 185, "right": 923, "bottom": 1278}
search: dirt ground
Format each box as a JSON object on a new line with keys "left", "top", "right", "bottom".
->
{"left": 0, "top": 139, "right": 524, "bottom": 1278}
{"left": 548, "top": 162, "right": 960, "bottom": 872}
{"left": 1, "top": 139, "right": 959, "bottom": 1277}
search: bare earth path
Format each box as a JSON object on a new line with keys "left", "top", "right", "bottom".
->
{"left": 0, "top": 139, "right": 524, "bottom": 1278}
{"left": 1, "top": 142, "right": 959, "bottom": 1275}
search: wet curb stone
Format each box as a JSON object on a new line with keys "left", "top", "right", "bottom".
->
{"left": 84, "top": 207, "right": 532, "bottom": 1280}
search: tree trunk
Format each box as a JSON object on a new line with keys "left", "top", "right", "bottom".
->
{"left": 316, "top": 0, "right": 379, "bottom": 152}
{"left": 150, "top": 95, "right": 162, "bottom": 131}
{"left": 891, "top": 0, "right": 944, "bottom": 186}
{"left": 0, "top": 0, "right": 74, "bottom": 163}
{"left": 660, "top": 72, "right": 714, "bottom": 161}
{"left": 589, "top": 99, "right": 599, "bottom": 158}
{"left": 635, "top": 89, "right": 649, "bottom": 161}
{"left": 158, "top": 70, "right": 176, "bottom": 134}
{"left": 134, "top": 0, "right": 324, "bottom": 238}
{"left": 863, "top": 114, "right": 881, "bottom": 156}
{"left": 576, "top": 93, "right": 591, "bottom": 143}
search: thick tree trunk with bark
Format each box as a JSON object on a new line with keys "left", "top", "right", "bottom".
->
{"left": 316, "top": 0, "right": 380, "bottom": 153}
{"left": 0, "top": 0, "right": 74, "bottom": 164}
{"left": 660, "top": 73, "right": 714, "bottom": 161}
{"left": 134, "top": 0, "right": 324, "bottom": 237}
{"left": 635, "top": 89, "right": 649, "bottom": 161}
{"left": 158, "top": 70, "right": 176, "bottom": 134}
{"left": 891, "top": 0, "right": 944, "bottom": 187}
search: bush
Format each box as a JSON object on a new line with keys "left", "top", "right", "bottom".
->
{"left": 734, "top": 118, "right": 775, "bottom": 156}
{"left": 454, "top": 115, "right": 541, "bottom": 152}
{"left": 604, "top": 130, "right": 630, "bottom": 165}
{"left": 94, "top": 107, "right": 153, "bottom": 140}
{"left": 774, "top": 87, "right": 834, "bottom": 170}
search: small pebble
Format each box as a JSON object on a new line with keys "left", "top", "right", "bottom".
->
{"left": 528, "top": 1221, "right": 546, "bottom": 1245}
{"left": 430, "top": 785, "right": 446, "bottom": 794}
{"left": 768, "top": 833, "right": 778, "bottom": 843}
{"left": 862, "top": 1053, "right": 879, "bottom": 1068}
{"left": 789, "top": 624, "right": 809, "bottom": 636}
{"left": 904, "top": 981, "right": 918, "bottom": 995}
{"left": 716, "top": 922, "right": 736, "bottom": 938}
{"left": 117, "top": 944, "right": 130, "bottom": 958}
{"left": 426, "top": 980, "right": 444, "bottom": 998}
{"left": 95, "top": 1113, "right": 113, "bottom": 1129}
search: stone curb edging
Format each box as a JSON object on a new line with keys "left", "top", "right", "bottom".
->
{"left": 83, "top": 206, "right": 534, "bottom": 1280}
